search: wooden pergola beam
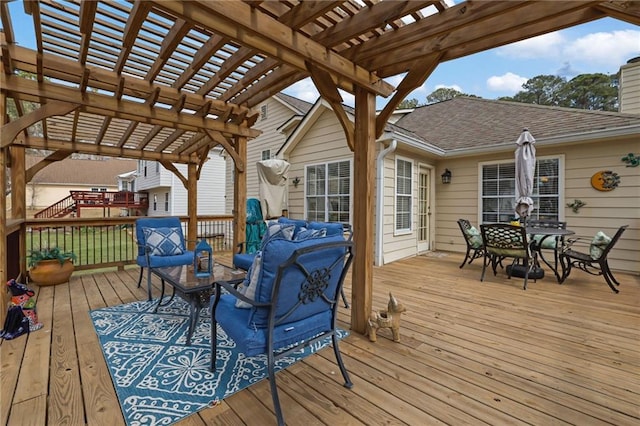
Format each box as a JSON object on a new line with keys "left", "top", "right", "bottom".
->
{"left": 26, "top": 149, "right": 73, "bottom": 182}
{"left": 153, "top": 0, "right": 394, "bottom": 97}
{"left": 15, "top": 135, "right": 198, "bottom": 164}
{"left": 595, "top": 1, "right": 640, "bottom": 24}
{"left": 375, "top": 54, "right": 442, "bottom": 138}
{"left": 5, "top": 45, "right": 252, "bottom": 120}
{"left": 357, "top": 1, "right": 603, "bottom": 74}
{"left": 1, "top": 74, "right": 260, "bottom": 138}
{"left": 1, "top": 100, "right": 78, "bottom": 148}
{"left": 307, "top": 62, "right": 354, "bottom": 151}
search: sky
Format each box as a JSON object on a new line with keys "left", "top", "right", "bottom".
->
{"left": 5, "top": 1, "right": 639, "bottom": 110}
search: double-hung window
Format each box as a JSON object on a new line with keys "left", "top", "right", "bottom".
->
{"left": 480, "top": 156, "right": 561, "bottom": 223}
{"left": 305, "top": 160, "right": 351, "bottom": 223}
{"left": 395, "top": 157, "right": 413, "bottom": 232}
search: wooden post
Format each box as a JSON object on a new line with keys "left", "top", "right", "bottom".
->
{"left": 0, "top": 92, "right": 8, "bottom": 326}
{"left": 351, "top": 86, "right": 376, "bottom": 334}
{"left": 187, "top": 162, "right": 197, "bottom": 251}
{"left": 9, "top": 146, "right": 27, "bottom": 273}
{"left": 233, "top": 136, "right": 247, "bottom": 254}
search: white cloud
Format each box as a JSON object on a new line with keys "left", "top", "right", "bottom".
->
{"left": 497, "top": 32, "right": 565, "bottom": 59}
{"left": 487, "top": 72, "right": 528, "bottom": 92}
{"left": 435, "top": 83, "right": 463, "bottom": 92}
{"left": 495, "top": 29, "right": 640, "bottom": 72}
{"left": 283, "top": 78, "right": 319, "bottom": 103}
{"left": 563, "top": 30, "right": 640, "bottom": 68}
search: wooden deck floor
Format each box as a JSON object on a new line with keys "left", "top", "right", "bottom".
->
{"left": 2, "top": 251, "right": 639, "bottom": 425}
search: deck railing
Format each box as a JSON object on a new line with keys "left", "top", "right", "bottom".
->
{"left": 21, "top": 216, "right": 235, "bottom": 272}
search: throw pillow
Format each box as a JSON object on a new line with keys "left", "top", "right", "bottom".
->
{"left": 294, "top": 227, "right": 327, "bottom": 241}
{"left": 260, "top": 222, "right": 295, "bottom": 249}
{"left": 589, "top": 231, "right": 611, "bottom": 260}
{"left": 235, "top": 252, "right": 262, "bottom": 309}
{"left": 532, "top": 234, "right": 558, "bottom": 250}
{"left": 143, "top": 227, "right": 184, "bottom": 256}
{"left": 464, "top": 226, "right": 483, "bottom": 248}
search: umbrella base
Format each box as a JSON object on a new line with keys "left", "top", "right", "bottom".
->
{"left": 507, "top": 264, "right": 544, "bottom": 280}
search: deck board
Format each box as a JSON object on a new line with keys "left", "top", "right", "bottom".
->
{"left": 1, "top": 251, "right": 638, "bottom": 425}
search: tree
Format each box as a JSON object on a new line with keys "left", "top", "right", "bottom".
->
{"left": 500, "top": 72, "right": 618, "bottom": 111}
{"left": 426, "top": 88, "right": 463, "bottom": 104}
{"left": 519, "top": 75, "right": 566, "bottom": 106}
{"left": 396, "top": 98, "right": 420, "bottom": 109}
{"left": 426, "top": 88, "right": 480, "bottom": 104}
{"left": 561, "top": 73, "right": 618, "bottom": 111}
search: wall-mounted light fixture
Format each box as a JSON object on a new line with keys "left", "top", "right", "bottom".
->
{"left": 292, "top": 176, "right": 300, "bottom": 187}
{"left": 441, "top": 169, "right": 452, "bottom": 184}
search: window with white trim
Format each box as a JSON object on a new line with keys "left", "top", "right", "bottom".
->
{"left": 481, "top": 157, "right": 560, "bottom": 223}
{"left": 395, "top": 157, "right": 412, "bottom": 232}
{"left": 164, "top": 192, "right": 169, "bottom": 211}
{"left": 305, "top": 160, "right": 351, "bottom": 223}
{"left": 261, "top": 149, "right": 271, "bottom": 160}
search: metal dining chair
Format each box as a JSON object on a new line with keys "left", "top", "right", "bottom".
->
{"left": 480, "top": 223, "right": 533, "bottom": 290}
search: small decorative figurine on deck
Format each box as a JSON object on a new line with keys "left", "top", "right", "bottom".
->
{"left": 366, "top": 292, "right": 406, "bottom": 342}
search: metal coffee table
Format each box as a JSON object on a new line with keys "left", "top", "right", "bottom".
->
{"left": 150, "top": 263, "right": 245, "bottom": 345}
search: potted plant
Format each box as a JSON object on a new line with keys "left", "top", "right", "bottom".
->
{"left": 28, "top": 247, "right": 77, "bottom": 286}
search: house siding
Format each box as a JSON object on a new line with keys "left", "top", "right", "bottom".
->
{"left": 286, "top": 109, "right": 353, "bottom": 220}
{"left": 619, "top": 59, "right": 640, "bottom": 114}
{"left": 435, "top": 137, "right": 639, "bottom": 273}
{"left": 380, "top": 150, "right": 437, "bottom": 265}
{"left": 138, "top": 152, "right": 226, "bottom": 217}
{"left": 225, "top": 98, "right": 301, "bottom": 214}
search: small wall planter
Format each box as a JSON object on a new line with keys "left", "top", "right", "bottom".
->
{"left": 28, "top": 259, "right": 75, "bottom": 286}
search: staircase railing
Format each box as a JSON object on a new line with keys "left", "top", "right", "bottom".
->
{"left": 34, "top": 194, "right": 75, "bottom": 219}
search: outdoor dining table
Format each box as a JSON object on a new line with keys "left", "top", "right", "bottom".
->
{"left": 526, "top": 226, "right": 575, "bottom": 282}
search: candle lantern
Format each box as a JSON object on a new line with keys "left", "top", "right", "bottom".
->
{"left": 194, "top": 239, "right": 213, "bottom": 277}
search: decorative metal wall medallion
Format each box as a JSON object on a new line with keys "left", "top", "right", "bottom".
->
{"left": 621, "top": 153, "right": 639, "bottom": 167}
{"left": 590, "top": 170, "right": 620, "bottom": 191}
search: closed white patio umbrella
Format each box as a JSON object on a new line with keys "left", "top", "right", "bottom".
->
{"left": 257, "top": 159, "right": 291, "bottom": 219}
{"left": 514, "top": 128, "right": 536, "bottom": 226}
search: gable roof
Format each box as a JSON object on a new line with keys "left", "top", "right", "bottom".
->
{"left": 279, "top": 94, "right": 640, "bottom": 159}
{"left": 27, "top": 156, "right": 137, "bottom": 186}
{"left": 394, "top": 97, "right": 640, "bottom": 152}
{"left": 273, "top": 93, "right": 314, "bottom": 115}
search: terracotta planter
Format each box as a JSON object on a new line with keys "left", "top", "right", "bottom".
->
{"left": 29, "top": 259, "right": 75, "bottom": 286}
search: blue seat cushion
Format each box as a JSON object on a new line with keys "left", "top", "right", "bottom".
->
{"left": 136, "top": 251, "right": 194, "bottom": 268}
{"left": 308, "top": 221, "right": 344, "bottom": 236}
{"left": 233, "top": 253, "right": 256, "bottom": 271}
{"left": 249, "top": 234, "right": 346, "bottom": 327}
{"left": 213, "top": 294, "right": 332, "bottom": 357}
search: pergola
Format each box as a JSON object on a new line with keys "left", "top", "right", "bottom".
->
{"left": 1, "top": 0, "right": 638, "bottom": 334}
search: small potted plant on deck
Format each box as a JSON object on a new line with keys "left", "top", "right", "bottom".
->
{"left": 28, "top": 247, "right": 77, "bottom": 286}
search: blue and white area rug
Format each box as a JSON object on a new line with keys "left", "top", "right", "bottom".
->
{"left": 90, "top": 298, "right": 347, "bottom": 426}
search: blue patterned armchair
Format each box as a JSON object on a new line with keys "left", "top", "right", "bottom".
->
{"left": 135, "top": 217, "right": 194, "bottom": 300}
{"left": 210, "top": 235, "right": 354, "bottom": 426}
{"left": 233, "top": 217, "right": 352, "bottom": 307}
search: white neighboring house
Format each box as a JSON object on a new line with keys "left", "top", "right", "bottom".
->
{"left": 224, "top": 93, "right": 313, "bottom": 216}
{"left": 117, "top": 170, "right": 137, "bottom": 192}
{"left": 135, "top": 148, "right": 227, "bottom": 217}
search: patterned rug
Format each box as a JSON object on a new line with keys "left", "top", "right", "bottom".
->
{"left": 90, "top": 297, "right": 346, "bottom": 426}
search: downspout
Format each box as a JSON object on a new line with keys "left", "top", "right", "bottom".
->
{"left": 375, "top": 139, "right": 397, "bottom": 266}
